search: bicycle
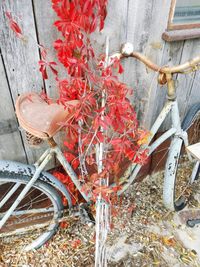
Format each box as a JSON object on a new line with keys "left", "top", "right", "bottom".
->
{"left": 0, "top": 42, "right": 200, "bottom": 251}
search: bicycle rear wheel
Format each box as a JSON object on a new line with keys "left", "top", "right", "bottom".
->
{"left": 163, "top": 103, "right": 200, "bottom": 211}
{"left": 0, "top": 174, "right": 64, "bottom": 251}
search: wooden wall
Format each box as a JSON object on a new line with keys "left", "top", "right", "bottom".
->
{"left": 0, "top": 0, "right": 200, "bottom": 164}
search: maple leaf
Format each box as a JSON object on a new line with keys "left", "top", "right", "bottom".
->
{"left": 38, "top": 60, "right": 58, "bottom": 80}
{"left": 38, "top": 60, "right": 48, "bottom": 79}
{"left": 5, "top": 11, "right": 23, "bottom": 38}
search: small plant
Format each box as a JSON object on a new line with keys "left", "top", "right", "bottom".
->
{"left": 49, "top": 0, "right": 148, "bottom": 200}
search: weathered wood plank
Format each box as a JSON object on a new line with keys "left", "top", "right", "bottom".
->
{"left": 0, "top": 0, "right": 49, "bottom": 164}
{"left": 0, "top": 0, "right": 43, "bottom": 99}
{"left": 32, "top": 0, "right": 66, "bottom": 99}
{"left": 175, "top": 38, "right": 200, "bottom": 119}
{"left": 151, "top": 41, "right": 184, "bottom": 130}
{"left": 124, "top": 0, "right": 172, "bottom": 129}
{"left": 162, "top": 28, "right": 200, "bottom": 42}
{"left": 91, "top": 0, "right": 128, "bottom": 55}
{"left": 0, "top": 55, "right": 26, "bottom": 162}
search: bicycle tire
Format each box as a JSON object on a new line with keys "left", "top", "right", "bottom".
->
{"left": 163, "top": 104, "right": 200, "bottom": 211}
{"left": 182, "top": 102, "right": 200, "bottom": 131}
{"left": 0, "top": 172, "right": 64, "bottom": 251}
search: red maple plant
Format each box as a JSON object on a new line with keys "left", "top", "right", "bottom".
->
{"left": 48, "top": 0, "right": 149, "bottom": 202}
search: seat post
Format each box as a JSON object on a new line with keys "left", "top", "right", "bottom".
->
{"left": 47, "top": 137, "right": 58, "bottom": 148}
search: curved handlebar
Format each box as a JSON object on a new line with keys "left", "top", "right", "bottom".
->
{"left": 111, "top": 43, "right": 200, "bottom": 74}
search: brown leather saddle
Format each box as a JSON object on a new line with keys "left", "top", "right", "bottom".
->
{"left": 15, "top": 92, "right": 79, "bottom": 139}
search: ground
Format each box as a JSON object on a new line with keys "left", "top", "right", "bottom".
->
{"left": 1, "top": 165, "right": 200, "bottom": 267}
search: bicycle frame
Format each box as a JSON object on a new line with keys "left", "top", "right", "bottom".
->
{"left": 0, "top": 95, "right": 188, "bottom": 229}
{"left": 119, "top": 98, "right": 188, "bottom": 194}
{"left": 33, "top": 98, "right": 187, "bottom": 199}
{"left": 3, "top": 41, "right": 200, "bottom": 228}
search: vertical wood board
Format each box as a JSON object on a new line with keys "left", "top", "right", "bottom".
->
{"left": 151, "top": 41, "right": 185, "bottom": 130}
{"left": 123, "top": 0, "right": 172, "bottom": 129}
{"left": 0, "top": 55, "right": 26, "bottom": 162}
{"left": 91, "top": 0, "right": 129, "bottom": 56}
{"left": 32, "top": 0, "right": 66, "bottom": 99}
{"left": 175, "top": 38, "right": 200, "bottom": 119}
{"left": 0, "top": 0, "right": 48, "bottom": 163}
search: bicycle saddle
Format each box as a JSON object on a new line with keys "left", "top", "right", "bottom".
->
{"left": 15, "top": 92, "right": 79, "bottom": 139}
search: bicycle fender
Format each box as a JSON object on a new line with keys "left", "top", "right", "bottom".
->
{"left": 0, "top": 160, "right": 72, "bottom": 207}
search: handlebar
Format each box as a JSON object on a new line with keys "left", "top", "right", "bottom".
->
{"left": 111, "top": 43, "right": 200, "bottom": 74}
{"left": 110, "top": 43, "right": 200, "bottom": 100}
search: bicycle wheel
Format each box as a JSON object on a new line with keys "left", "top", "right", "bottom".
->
{"left": 163, "top": 103, "right": 200, "bottom": 211}
{"left": 0, "top": 173, "right": 64, "bottom": 251}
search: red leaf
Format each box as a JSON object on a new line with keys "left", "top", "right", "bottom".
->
{"left": 110, "top": 138, "right": 122, "bottom": 146}
{"left": 118, "top": 63, "right": 124, "bottom": 74}
{"left": 111, "top": 185, "right": 122, "bottom": 193}
{"left": 125, "top": 148, "right": 136, "bottom": 161}
{"left": 8, "top": 19, "right": 23, "bottom": 37}
{"left": 90, "top": 17, "right": 98, "bottom": 33}
{"left": 40, "top": 45, "right": 47, "bottom": 60}
{"left": 53, "top": 39, "right": 63, "bottom": 49}
{"left": 60, "top": 221, "right": 69, "bottom": 228}
{"left": 100, "top": 17, "right": 105, "bottom": 31}
{"left": 39, "top": 60, "right": 48, "bottom": 80}
{"left": 71, "top": 158, "right": 79, "bottom": 169}
{"left": 5, "top": 11, "right": 12, "bottom": 20}
{"left": 49, "top": 65, "right": 58, "bottom": 76}
{"left": 5, "top": 11, "right": 23, "bottom": 37}
{"left": 64, "top": 140, "right": 75, "bottom": 150}
{"left": 64, "top": 152, "right": 76, "bottom": 163}
{"left": 96, "top": 132, "right": 104, "bottom": 143}
{"left": 71, "top": 239, "right": 81, "bottom": 249}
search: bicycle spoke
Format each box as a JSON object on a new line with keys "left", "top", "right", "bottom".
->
{"left": 152, "top": 146, "right": 170, "bottom": 173}
{"left": 0, "top": 177, "right": 63, "bottom": 251}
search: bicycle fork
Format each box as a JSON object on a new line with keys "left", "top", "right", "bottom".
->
{"left": 0, "top": 151, "right": 53, "bottom": 229}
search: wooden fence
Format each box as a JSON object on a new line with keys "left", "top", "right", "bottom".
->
{"left": 1, "top": 0, "right": 200, "bottom": 164}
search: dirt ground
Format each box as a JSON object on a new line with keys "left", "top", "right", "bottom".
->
{"left": 1, "top": 165, "right": 200, "bottom": 267}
